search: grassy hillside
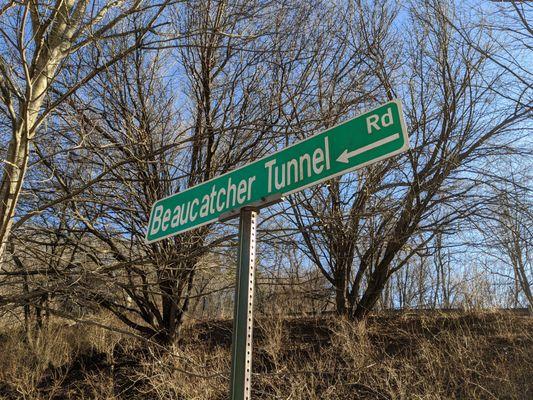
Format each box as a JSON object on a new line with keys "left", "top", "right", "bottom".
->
{"left": 0, "top": 310, "right": 531, "bottom": 399}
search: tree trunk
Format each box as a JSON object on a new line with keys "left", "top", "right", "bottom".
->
{"left": 352, "top": 267, "right": 390, "bottom": 319}
{"left": 0, "top": 126, "right": 30, "bottom": 257}
{"left": 333, "top": 262, "right": 349, "bottom": 316}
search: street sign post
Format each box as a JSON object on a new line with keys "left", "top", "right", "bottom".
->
{"left": 145, "top": 100, "right": 409, "bottom": 400}
{"left": 229, "top": 207, "right": 258, "bottom": 400}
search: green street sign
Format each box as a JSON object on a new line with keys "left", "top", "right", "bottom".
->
{"left": 146, "top": 99, "right": 409, "bottom": 243}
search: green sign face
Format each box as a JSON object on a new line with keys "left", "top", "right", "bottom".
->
{"left": 146, "top": 100, "right": 409, "bottom": 243}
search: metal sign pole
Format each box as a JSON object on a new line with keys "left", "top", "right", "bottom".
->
{"left": 230, "top": 207, "right": 258, "bottom": 400}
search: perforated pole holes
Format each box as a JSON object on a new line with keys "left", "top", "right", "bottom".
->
{"left": 230, "top": 208, "right": 258, "bottom": 400}
{"left": 244, "top": 212, "right": 256, "bottom": 399}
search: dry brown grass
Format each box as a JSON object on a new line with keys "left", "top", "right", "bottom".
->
{"left": 0, "top": 314, "right": 122, "bottom": 399}
{"left": 0, "top": 310, "right": 531, "bottom": 399}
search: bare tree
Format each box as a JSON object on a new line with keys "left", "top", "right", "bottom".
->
{"left": 287, "top": 0, "right": 531, "bottom": 318}
{"left": 432, "top": 232, "right": 453, "bottom": 309}
{"left": 1, "top": 0, "right": 530, "bottom": 343}
{"left": 3, "top": 0, "right": 311, "bottom": 344}
{"left": 474, "top": 171, "right": 532, "bottom": 312}
{"left": 0, "top": 0, "right": 171, "bottom": 259}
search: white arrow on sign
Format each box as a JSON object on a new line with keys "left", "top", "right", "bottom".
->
{"left": 336, "top": 133, "right": 401, "bottom": 164}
